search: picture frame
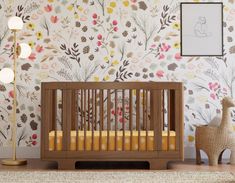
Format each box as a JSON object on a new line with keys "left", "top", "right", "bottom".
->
{"left": 180, "top": 2, "right": 223, "bottom": 56}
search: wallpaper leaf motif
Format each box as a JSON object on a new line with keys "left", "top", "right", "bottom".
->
{"left": 0, "top": 0, "right": 234, "bottom": 151}
{"left": 158, "top": 5, "right": 176, "bottom": 33}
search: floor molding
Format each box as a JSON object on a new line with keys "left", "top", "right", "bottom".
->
{"left": 0, "top": 147, "right": 40, "bottom": 159}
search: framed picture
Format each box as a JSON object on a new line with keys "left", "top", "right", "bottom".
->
{"left": 180, "top": 2, "right": 223, "bottom": 56}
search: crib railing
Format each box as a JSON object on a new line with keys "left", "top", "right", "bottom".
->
{"left": 41, "top": 82, "right": 183, "bottom": 160}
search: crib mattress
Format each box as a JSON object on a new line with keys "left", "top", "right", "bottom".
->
{"left": 49, "top": 131, "right": 176, "bottom": 151}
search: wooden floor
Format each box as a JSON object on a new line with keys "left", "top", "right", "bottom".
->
{"left": 0, "top": 159, "right": 234, "bottom": 172}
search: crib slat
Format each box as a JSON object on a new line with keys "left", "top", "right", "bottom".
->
{"left": 175, "top": 90, "right": 181, "bottom": 151}
{"left": 52, "top": 90, "right": 57, "bottom": 151}
{"left": 77, "top": 90, "right": 80, "bottom": 151}
{"left": 150, "top": 90, "right": 156, "bottom": 151}
{"left": 44, "top": 90, "right": 51, "bottom": 152}
{"left": 62, "top": 90, "right": 67, "bottom": 151}
{"left": 95, "top": 90, "right": 97, "bottom": 130}
{"left": 62, "top": 90, "right": 72, "bottom": 151}
{"left": 115, "top": 90, "right": 118, "bottom": 151}
{"left": 73, "top": 90, "right": 78, "bottom": 151}
{"left": 129, "top": 89, "right": 133, "bottom": 151}
{"left": 163, "top": 90, "right": 165, "bottom": 132}
{"left": 92, "top": 90, "right": 95, "bottom": 151}
{"left": 145, "top": 90, "right": 148, "bottom": 151}
{"left": 143, "top": 90, "right": 145, "bottom": 131}
{"left": 99, "top": 90, "right": 103, "bottom": 151}
{"left": 81, "top": 90, "right": 84, "bottom": 131}
{"left": 151, "top": 90, "right": 162, "bottom": 151}
{"left": 157, "top": 90, "right": 163, "bottom": 151}
{"left": 84, "top": 89, "right": 87, "bottom": 151}
{"left": 122, "top": 89, "right": 125, "bottom": 151}
{"left": 179, "top": 86, "right": 184, "bottom": 158}
{"left": 88, "top": 90, "right": 90, "bottom": 131}
{"left": 167, "top": 90, "right": 171, "bottom": 151}
{"left": 107, "top": 89, "right": 111, "bottom": 151}
{"left": 136, "top": 90, "right": 140, "bottom": 151}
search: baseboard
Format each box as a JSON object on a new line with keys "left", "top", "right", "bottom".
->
{"left": 184, "top": 146, "right": 231, "bottom": 159}
{"left": 0, "top": 147, "right": 40, "bottom": 159}
{"left": 0, "top": 147, "right": 231, "bottom": 159}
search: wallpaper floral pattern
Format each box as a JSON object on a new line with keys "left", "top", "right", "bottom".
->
{"left": 0, "top": 0, "right": 235, "bottom": 150}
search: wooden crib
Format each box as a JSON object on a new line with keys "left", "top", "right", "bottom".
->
{"left": 41, "top": 82, "right": 184, "bottom": 170}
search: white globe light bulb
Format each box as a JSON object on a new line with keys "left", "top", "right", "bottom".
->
{"left": 8, "top": 16, "right": 23, "bottom": 30}
{"left": 18, "top": 43, "right": 32, "bottom": 58}
{"left": 0, "top": 68, "right": 14, "bottom": 84}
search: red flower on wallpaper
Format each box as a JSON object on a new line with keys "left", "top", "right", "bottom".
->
{"left": 32, "top": 134, "right": 37, "bottom": 139}
{"left": 97, "top": 34, "right": 102, "bottom": 40}
{"left": 92, "top": 13, "right": 98, "bottom": 19}
{"left": 161, "top": 43, "right": 171, "bottom": 52}
{"left": 210, "top": 93, "right": 216, "bottom": 100}
{"left": 36, "top": 45, "right": 44, "bottom": 53}
{"left": 119, "top": 117, "right": 124, "bottom": 123}
{"left": 28, "top": 53, "right": 36, "bottom": 61}
{"left": 113, "top": 27, "right": 118, "bottom": 32}
{"left": 97, "top": 41, "right": 102, "bottom": 46}
{"left": 9, "top": 90, "right": 14, "bottom": 98}
{"left": 158, "top": 53, "right": 165, "bottom": 60}
{"left": 209, "top": 82, "right": 219, "bottom": 91}
{"left": 92, "top": 20, "right": 97, "bottom": 25}
{"left": 175, "top": 53, "right": 182, "bottom": 61}
{"left": 112, "top": 20, "right": 118, "bottom": 26}
{"left": 44, "top": 5, "right": 53, "bottom": 12}
{"left": 51, "top": 16, "right": 58, "bottom": 23}
{"left": 156, "top": 70, "right": 164, "bottom": 78}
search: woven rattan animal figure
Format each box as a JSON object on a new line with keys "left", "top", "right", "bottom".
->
{"left": 195, "top": 97, "right": 235, "bottom": 166}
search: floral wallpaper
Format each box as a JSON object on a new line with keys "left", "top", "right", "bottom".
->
{"left": 0, "top": 0, "right": 235, "bottom": 151}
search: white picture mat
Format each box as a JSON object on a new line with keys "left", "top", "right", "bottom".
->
{"left": 181, "top": 3, "right": 223, "bottom": 56}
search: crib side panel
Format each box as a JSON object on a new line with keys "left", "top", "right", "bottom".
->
{"left": 41, "top": 82, "right": 184, "bottom": 161}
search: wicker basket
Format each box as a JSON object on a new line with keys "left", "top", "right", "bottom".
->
{"left": 195, "top": 97, "right": 235, "bottom": 166}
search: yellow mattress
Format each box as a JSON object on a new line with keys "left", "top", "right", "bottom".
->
{"left": 49, "top": 131, "right": 176, "bottom": 151}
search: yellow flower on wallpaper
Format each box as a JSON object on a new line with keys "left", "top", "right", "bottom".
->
{"left": 93, "top": 76, "right": 99, "bottom": 82}
{"left": 123, "top": 0, "right": 129, "bottom": 7}
{"left": 48, "top": 0, "right": 54, "bottom": 2}
{"left": 112, "top": 60, "right": 119, "bottom": 66}
{"left": 110, "top": 2, "right": 116, "bottom": 8}
{"left": 173, "top": 42, "right": 180, "bottom": 49}
{"left": 67, "top": 5, "right": 73, "bottom": 11}
{"left": 104, "top": 75, "right": 110, "bottom": 81}
{"left": 28, "top": 41, "right": 36, "bottom": 48}
{"left": 224, "top": 6, "right": 229, "bottom": 12}
{"left": 107, "top": 7, "right": 113, "bottom": 14}
{"left": 104, "top": 56, "right": 109, "bottom": 62}
{"left": 74, "top": 13, "right": 79, "bottom": 19}
{"left": 188, "top": 135, "right": 195, "bottom": 142}
{"left": 78, "top": 6, "right": 83, "bottom": 12}
{"left": 27, "top": 23, "right": 35, "bottom": 31}
{"left": 110, "top": 50, "right": 115, "bottom": 57}
{"left": 36, "top": 32, "right": 43, "bottom": 40}
{"left": 172, "top": 23, "right": 180, "bottom": 30}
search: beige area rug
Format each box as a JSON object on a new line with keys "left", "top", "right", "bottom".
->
{"left": 0, "top": 171, "right": 234, "bottom": 183}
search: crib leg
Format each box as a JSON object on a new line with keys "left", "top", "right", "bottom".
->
{"left": 149, "top": 160, "right": 168, "bottom": 170}
{"left": 57, "top": 160, "right": 75, "bottom": 170}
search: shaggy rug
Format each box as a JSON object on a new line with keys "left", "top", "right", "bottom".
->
{"left": 0, "top": 171, "right": 234, "bottom": 183}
